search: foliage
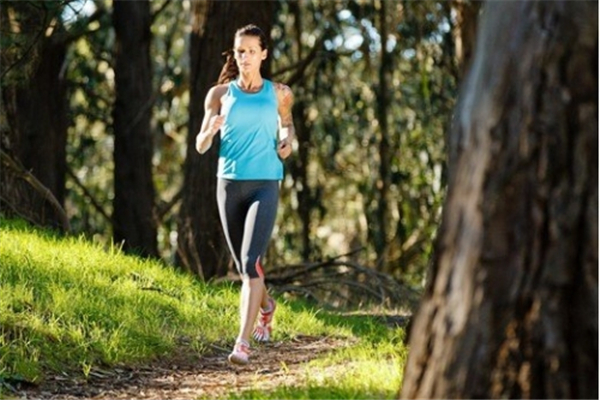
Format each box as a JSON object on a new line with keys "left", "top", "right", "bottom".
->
{"left": 3, "top": 0, "right": 461, "bottom": 288}
{"left": 271, "top": 1, "right": 456, "bottom": 285}
{"left": 1, "top": 216, "right": 219, "bottom": 382}
{"left": 64, "top": 0, "right": 115, "bottom": 240}
{"left": 0, "top": 1, "right": 70, "bottom": 84}
{"left": 0, "top": 217, "right": 406, "bottom": 399}
{"left": 63, "top": 0, "right": 190, "bottom": 260}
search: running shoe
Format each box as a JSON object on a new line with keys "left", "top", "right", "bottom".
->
{"left": 228, "top": 339, "right": 250, "bottom": 365}
{"left": 253, "top": 297, "right": 276, "bottom": 342}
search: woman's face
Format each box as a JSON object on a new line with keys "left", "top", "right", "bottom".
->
{"left": 233, "top": 35, "right": 267, "bottom": 73}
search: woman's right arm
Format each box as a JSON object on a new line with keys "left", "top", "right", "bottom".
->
{"left": 195, "top": 85, "right": 225, "bottom": 154}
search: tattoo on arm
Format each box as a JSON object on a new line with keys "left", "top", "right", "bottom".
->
{"left": 276, "top": 83, "right": 294, "bottom": 130}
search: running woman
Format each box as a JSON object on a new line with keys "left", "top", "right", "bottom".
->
{"left": 195, "top": 24, "right": 295, "bottom": 365}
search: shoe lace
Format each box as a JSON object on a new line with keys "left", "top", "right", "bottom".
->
{"left": 236, "top": 340, "right": 250, "bottom": 355}
{"left": 259, "top": 308, "right": 273, "bottom": 325}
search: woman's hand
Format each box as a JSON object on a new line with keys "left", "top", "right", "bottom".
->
{"left": 207, "top": 114, "right": 225, "bottom": 136}
{"left": 196, "top": 114, "right": 224, "bottom": 154}
{"left": 277, "top": 138, "right": 292, "bottom": 159}
{"left": 196, "top": 85, "right": 227, "bottom": 154}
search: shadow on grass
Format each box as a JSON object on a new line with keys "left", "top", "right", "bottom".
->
{"left": 278, "top": 294, "right": 413, "bottom": 342}
{"left": 215, "top": 383, "right": 398, "bottom": 400}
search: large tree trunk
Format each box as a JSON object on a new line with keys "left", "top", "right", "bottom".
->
{"left": 177, "top": 1, "right": 275, "bottom": 279}
{"left": 401, "top": 1, "right": 597, "bottom": 399}
{"left": 12, "top": 41, "right": 68, "bottom": 208}
{"left": 0, "top": 2, "right": 68, "bottom": 230}
{"left": 112, "top": 0, "right": 158, "bottom": 257}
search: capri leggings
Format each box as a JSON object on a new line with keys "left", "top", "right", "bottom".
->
{"left": 217, "top": 178, "right": 279, "bottom": 279}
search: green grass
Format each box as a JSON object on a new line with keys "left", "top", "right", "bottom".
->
{"left": 0, "top": 217, "right": 408, "bottom": 399}
{"left": 222, "top": 344, "right": 405, "bottom": 399}
{"left": 212, "top": 314, "right": 407, "bottom": 400}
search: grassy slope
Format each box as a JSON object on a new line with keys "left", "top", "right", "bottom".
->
{"left": 0, "top": 218, "right": 407, "bottom": 399}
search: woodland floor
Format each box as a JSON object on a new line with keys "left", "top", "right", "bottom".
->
{"left": 9, "top": 335, "right": 354, "bottom": 400}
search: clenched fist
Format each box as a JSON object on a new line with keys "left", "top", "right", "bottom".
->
{"left": 277, "top": 139, "right": 292, "bottom": 159}
{"left": 208, "top": 114, "right": 225, "bottom": 136}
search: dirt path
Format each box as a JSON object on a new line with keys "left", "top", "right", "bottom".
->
{"left": 12, "top": 335, "right": 352, "bottom": 400}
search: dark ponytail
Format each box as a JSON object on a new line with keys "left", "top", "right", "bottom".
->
{"left": 216, "top": 24, "right": 268, "bottom": 85}
{"left": 217, "top": 49, "right": 238, "bottom": 84}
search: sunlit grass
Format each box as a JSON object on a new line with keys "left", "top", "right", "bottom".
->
{"left": 210, "top": 320, "right": 407, "bottom": 400}
{"left": 0, "top": 217, "right": 408, "bottom": 399}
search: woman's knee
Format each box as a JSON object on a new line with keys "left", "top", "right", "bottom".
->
{"left": 241, "top": 255, "right": 264, "bottom": 279}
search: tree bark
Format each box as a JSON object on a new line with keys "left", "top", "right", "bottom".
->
{"left": 0, "top": 2, "right": 68, "bottom": 230}
{"left": 287, "top": 0, "right": 312, "bottom": 262}
{"left": 401, "top": 1, "right": 598, "bottom": 399}
{"left": 177, "top": 0, "right": 276, "bottom": 279}
{"left": 112, "top": 0, "right": 158, "bottom": 257}
{"left": 450, "top": 0, "right": 481, "bottom": 78}
{"left": 374, "top": 0, "right": 393, "bottom": 271}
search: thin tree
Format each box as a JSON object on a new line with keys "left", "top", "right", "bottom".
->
{"left": 374, "top": 0, "right": 393, "bottom": 270}
{"left": 401, "top": 1, "right": 597, "bottom": 398}
{"left": 112, "top": 0, "right": 158, "bottom": 257}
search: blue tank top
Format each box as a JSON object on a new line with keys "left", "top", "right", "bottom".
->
{"left": 217, "top": 79, "right": 283, "bottom": 180}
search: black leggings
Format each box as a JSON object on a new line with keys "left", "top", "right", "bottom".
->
{"left": 217, "top": 179, "right": 279, "bottom": 278}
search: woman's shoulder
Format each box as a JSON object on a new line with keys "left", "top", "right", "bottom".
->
{"left": 271, "top": 81, "right": 293, "bottom": 102}
{"left": 271, "top": 81, "right": 292, "bottom": 93}
{"left": 209, "top": 83, "right": 230, "bottom": 97}
{"left": 206, "top": 83, "right": 229, "bottom": 103}
{"left": 204, "top": 83, "right": 230, "bottom": 109}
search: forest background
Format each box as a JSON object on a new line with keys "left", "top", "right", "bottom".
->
{"left": 2, "top": 1, "right": 598, "bottom": 398}
{"left": 1, "top": 0, "right": 477, "bottom": 307}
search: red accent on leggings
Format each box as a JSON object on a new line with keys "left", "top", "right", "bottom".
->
{"left": 255, "top": 257, "right": 264, "bottom": 278}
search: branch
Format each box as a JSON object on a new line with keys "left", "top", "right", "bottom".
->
{"left": 0, "top": 11, "right": 47, "bottom": 81}
{"left": 272, "top": 34, "right": 328, "bottom": 87}
{"left": 0, "top": 149, "right": 71, "bottom": 232}
{"left": 0, "top": 191, "right": 42, "bottom": 229}
{"left": 263, "top": 255, "right": 422, "bottom": 310}
{"left": 64, "top": 5, "right": 108, "bottom": 46}
{"left": 151, "top": 0, "right": 172, "bottom": 24}
{"left": 156, "top": 188, "right": 183, "bottom": 221}
{"left": 65, "top": 166, "right": 111, "bottom": 224}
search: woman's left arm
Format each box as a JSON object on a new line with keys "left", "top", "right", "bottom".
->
{"left": 275, "top": 83, "right": 295, "bottom": 160}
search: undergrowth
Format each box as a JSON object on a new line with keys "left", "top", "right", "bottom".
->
{"left": 0, "top": 217, "right": 408, "bottom": 399}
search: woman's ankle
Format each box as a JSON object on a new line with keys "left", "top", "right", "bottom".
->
{"left": 261, "top": 297, "right": 274, "bottom": 313}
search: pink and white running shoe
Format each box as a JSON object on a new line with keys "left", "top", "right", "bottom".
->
{"left": 228, "top": 339, "right": 251, "bottom": 365}
{"left": 253, "top": 297, "right": 276, "bottom": 342}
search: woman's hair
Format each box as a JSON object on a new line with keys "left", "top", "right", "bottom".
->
{"left": 217, "top": 24, "right": 268, "bottom": 84}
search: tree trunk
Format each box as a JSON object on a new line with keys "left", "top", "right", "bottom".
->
{"left": 112, "top": 0, "right": 158, "bottom": 257}
{"left": 375, "top": 0, "right": 393, "bottom": 271}
{"left": 0, "top": 2, "right": 68, "bottom": 231}
{"left": 450, "top": 0, "right": 481, "bottom": 78}
{"left": 177, "top": 0, "right": 276, "bottom": 279}
{"left": 401, "top": 1, "right": 597, "bottom": 399}
{"left": 288, "top": 0, "right": 312, "bottom": 261}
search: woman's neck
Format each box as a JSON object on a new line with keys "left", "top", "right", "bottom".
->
{"left": 237, "top": 73, "right": 263, "bottom": 92}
